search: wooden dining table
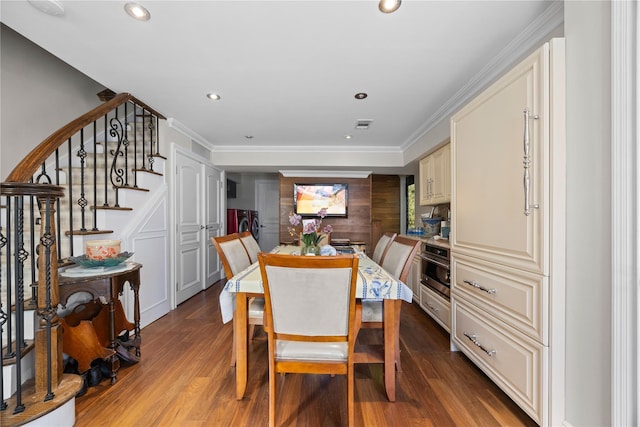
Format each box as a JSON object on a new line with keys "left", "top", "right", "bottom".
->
{"left": 219, "top": 245, "right": 413, "bottom": 402}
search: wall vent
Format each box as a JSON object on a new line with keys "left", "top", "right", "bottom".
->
{"left": 355, "top": 120, "right": 372, "bottom": 130}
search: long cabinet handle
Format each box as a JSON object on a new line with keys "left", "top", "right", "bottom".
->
{"left": 522, "top": 108, "right": 539, "bottom": 216}
{"left": 463, "top": 279, "right": 496, "bottom": 294}
{"left": 464, "top": 332, "right": 496, "bottom": 357}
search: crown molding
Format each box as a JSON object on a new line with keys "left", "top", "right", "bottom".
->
{"left": 167, "top": 118, "right": 215, "bottom": 151}
{"left": 278, "top": 170, "right": 371, "bottom": 178}
{"left": 402, "top": 0, "right": 565, "bottom": 152}
{"left": 211, "top": 144, "right": 402, "bottom": 153}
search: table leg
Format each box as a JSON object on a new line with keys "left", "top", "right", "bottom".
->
{"left": 383, "top": 299, "right": 401, "bottom": 402}
{"left": 235, "top": 292, "right": 249, "bottom": 400}
{"left": 131, "top": 281, "right": 141, "bottom": 357}
{"left": 108, "top": 298, "right": 119, "bottom": 384}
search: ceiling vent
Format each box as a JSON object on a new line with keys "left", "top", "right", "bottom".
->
{"left": 355, "top": 120, "right": 372, "bottom": 130}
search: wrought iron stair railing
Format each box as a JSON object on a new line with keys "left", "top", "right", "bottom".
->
{"left": 1, "top": 91, "right": 165, "bottom": 425}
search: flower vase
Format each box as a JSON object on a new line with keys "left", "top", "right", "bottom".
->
{"left": 302, "top": 244, "right": 319, "bottom": 256}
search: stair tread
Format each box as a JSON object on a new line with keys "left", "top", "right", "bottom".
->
{"left": 92, "top": 205, "right": 133, "bottom": 211}
{"left": 115, "top": 185, "right": 149, "bottom": 192}
{"left": 2, "top": 340, "right": 35, "bottom": 366}
{"left": 0, "top": 374, "right": 83, "bottom": 426}
{"left": 133, "top": 168, "right": 163, "bottom": 176}
{"left": 64, "top": 229, "right": 114, "bottom": 236}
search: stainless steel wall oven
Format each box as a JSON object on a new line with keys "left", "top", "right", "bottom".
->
{"left": 420, "top": 242, "right": 450, "bottom": 299}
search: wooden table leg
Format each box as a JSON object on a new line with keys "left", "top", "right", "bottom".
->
{"left": 235, "top": 292, "right": 249, "bottom": 400}
{"left": 383, "top": 299, "right": 401, "bottom": 402}
{"left": 131, "top": 280, "right": 141, "bottom": 357}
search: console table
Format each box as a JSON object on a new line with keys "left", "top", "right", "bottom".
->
{"left": 59, "top": 262, "right": 142, "bottom": 384}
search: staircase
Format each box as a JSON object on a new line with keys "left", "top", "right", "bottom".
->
{"left": 1, "top": 91, "right": 165, "bottom": 426}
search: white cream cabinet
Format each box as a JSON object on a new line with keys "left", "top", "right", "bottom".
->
{"left": 419, "top": 143, "right": 450, "bottom": 206}
{"left": 450, "top": 39, "right": 565, "bottom": 425}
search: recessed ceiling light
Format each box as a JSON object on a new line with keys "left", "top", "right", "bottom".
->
{"left": 206, "top": 93, "right": 221, "bottom": 101}
{"left": 345, "top": 135, "right": 353, "bottom": 140}
{"left": 28, "top": 0, "right": 65, "bottom": 16}
{"left": 124, "top": 2, "right": 151, "bottom": 21}
{"left": 245, "top": 135, "right": 254, "bottom": 140}
{"left": 354, "top": 92, "right": 368, "bottom": 100}
{"left": 379, "top": 0, "right": 401, "bottom": 13}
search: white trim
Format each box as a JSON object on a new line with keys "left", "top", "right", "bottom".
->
{"left": 167, "top": 118, "right": 215, "bottom": 151}
{"left": 278, "top": 170, "right": 371, "bottom": 178}
{"left": 611, "top": 1, "right": 639, "bottom": 426}
{"left": 402, "top": 1, "right": 565, "bottom": 153}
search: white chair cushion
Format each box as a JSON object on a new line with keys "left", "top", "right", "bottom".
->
{"left": 240, "top": 235, "right": 261, "bottom": 263}
{"left": 266, "top": 266, "right": 351, "bottom": 336}
{"left": 381, "top": 242, "right": 413, "bottom": 280}
{"left": 248, "top": 297, "right": 265, "bottom": 318}
{"left": 276, "top": 340, "right": 348, "bottom": 361}
{"left": 361, "top": 300, "right": 383, "bottom": 322}
{"left": 372, "top": 234, "right": 392, "bottom": 264}
{"left": 220, "top": 239, "right": 251, "bottom": 276}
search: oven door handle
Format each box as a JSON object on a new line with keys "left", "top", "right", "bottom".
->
{"left": 419, "top": 254, "right": 450, "bottom": 270}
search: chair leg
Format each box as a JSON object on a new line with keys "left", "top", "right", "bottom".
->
{"left": 269, "top": 363, "right": 276, "bottom": 427}
{"left": 394, "top": 304, "right": 402, "bottom": 372}
{"left": 347, "top": 363, "right": 354, "bottom": 426}
{"left": 230, "top": 318, "right": 237, "bottom": 367}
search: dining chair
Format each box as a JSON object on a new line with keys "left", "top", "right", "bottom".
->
{"left": 356, "top": 235, "right": 421, "bottom": 372}
{"left": 258, "top": 253, "right": 359, "bottom": 427}
{"left": 212, "top": 233, "right": 265, "bottom": 366}
{"left": 371, "top": 231, "right": 397, "bottom": 264}
{"left": 239, "top": 230, "right": 261, "bottom": 263}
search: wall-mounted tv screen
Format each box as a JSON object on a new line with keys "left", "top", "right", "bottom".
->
{"left": 294, "top": 183, "right": 348, "bottom": 217}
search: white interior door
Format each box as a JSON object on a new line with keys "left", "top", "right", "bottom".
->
{"left": 176, "top": 152, "right": 204, "bottom": 304}
{"left": 205, "top": 165, "right": 223, "bottom": 288}
{"left": 256, "top": 179, "right": 279, "bottom": 251}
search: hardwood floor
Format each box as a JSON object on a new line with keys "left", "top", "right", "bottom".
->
{"left": 74, "top": 282, "right": 538, "bottom": 426}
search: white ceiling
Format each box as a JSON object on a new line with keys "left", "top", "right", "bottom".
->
{"left": 1, "top": 0, "right": 561, "bottom": 173}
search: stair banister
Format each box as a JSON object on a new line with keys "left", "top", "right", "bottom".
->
{"left": 5, "top": 93, "right": 165, "bottom": 183}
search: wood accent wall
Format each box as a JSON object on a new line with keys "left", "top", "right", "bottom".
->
{"left": 371, "top": 175, "right": 401, "bottom": 250}
{"left": 279, "top": 174, "right": 372, "bottom": 252}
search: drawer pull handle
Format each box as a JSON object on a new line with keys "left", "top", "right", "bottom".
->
{"left": 427, "top": 302, "right": 438, "bottom": 312}
{"left": 463, "top": 279, "right": 496, "bottom": 294}
{"left": 464, "top": 332, "right": 496, "bottom": 357}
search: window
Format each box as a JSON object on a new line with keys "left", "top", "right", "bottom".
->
{"left": 406, "top": 175, "right": 415, "bottom": 230}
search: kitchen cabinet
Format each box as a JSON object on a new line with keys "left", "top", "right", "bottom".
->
{"left": 419, "top": 143, "right": 450, "bottom": 206}
{"left": 450, "top": 39, "right": 565, "bottom": 425}
{"left": 419, "top": 284, "right": 451, "bottom": 332}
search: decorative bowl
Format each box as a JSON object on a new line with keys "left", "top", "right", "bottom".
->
{"left": 85, "top": 239, "right": 121, "bottom": 260}
{"left": 421, "top": 217, "right": 442, "bottom": 237}
{"left": 70, "top": 251, "right": 134, "bottom": 268}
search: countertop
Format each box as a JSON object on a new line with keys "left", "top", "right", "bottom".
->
{"left": 399, "top": 234, "right": 450, "bottom": 249}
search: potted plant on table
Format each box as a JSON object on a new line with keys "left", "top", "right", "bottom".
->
{"left": 288, "top": 208, "right": 333, "bottom": 255}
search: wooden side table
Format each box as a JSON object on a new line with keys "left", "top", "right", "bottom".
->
{"left": 58, "top": 262, "right": 142, "bottom": 384}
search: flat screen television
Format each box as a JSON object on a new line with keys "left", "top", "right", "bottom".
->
{"left": 293, "top": 183, "right": 348, "bottom": 217}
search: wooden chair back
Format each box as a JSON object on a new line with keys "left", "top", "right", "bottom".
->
{"left": 258, "top": 253, "right": 359, "bottom": 426}
{"left": 239, "top": 230, "right": 261, "bottom": 263}
{"left": 379, "top": 235, "right": 421, "bottom": 283}
{"left": 372, "top": 231, "right": 397, "bottom": 264}
{"left": 211, "top": 233, "right": 251, "bottom": 279}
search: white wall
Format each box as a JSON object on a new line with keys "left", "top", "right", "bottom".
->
{"left": 226, "top": 172, "right": 278, "bottom": 210}
{"left": 564, "top": 2, "right": 611, "bottom": 425}
{"left": 0, "top": 24, "right": 104, "bottom": 180}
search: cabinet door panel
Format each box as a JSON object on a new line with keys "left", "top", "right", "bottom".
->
{"left": 452, "top": 253, "right": 547, "bottom": 343}
{"left": 452, "top": 298, "right": 544, "bottom": 423}
{"left": 419, "top": 285, "right": 451, "bottom": 332}
{"left": 451, "top": 46, "right": 549, "bottom": 274}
